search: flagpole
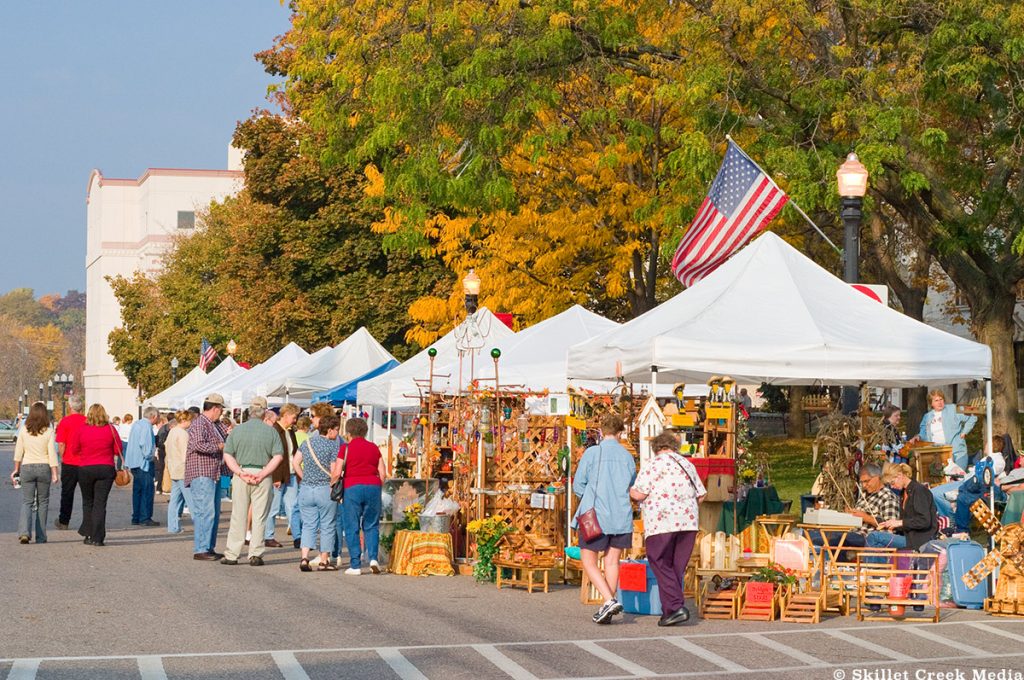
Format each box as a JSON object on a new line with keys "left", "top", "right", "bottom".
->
{"left": 725, "top": 135, "right": 842, "bottom": 255}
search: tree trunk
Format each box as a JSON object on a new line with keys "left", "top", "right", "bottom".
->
{"left": 788, "top": 385, "right": 806, "bottom": 437}
{"left": 902, "top": 388, "right": 927, "bottom": 439}
{"left": 974, "top": 311, "right": 1021, "bottom": 444}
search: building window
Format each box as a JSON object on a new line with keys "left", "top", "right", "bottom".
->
{"left": 177, "top": 211, "right": 195, "bottom": 229}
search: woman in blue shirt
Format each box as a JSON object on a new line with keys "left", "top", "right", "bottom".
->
{"left": 572, "top": 414, "right": 637, "bottom": 624}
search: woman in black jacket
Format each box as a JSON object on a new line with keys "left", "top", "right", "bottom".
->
{"left": 865, "top": 463, "right": 938, "bottom": 551}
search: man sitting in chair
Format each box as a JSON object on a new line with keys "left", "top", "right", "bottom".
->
{"left": 809, "top": 463, "right": 900, "bottom": 558}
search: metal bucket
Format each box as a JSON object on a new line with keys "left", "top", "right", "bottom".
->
{"left": 419, "top": 514, "right": 452, "bottom": 534}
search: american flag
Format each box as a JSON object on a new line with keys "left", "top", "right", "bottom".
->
{"left": 671, "top": 141, "right": 788, "bottom": 287}
{"left": 199, "top": 339, "right": 218, "bottom": 372}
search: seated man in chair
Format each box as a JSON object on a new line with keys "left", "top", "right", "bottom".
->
{"left": 808, "top": 463, "right": 900, "bottom": 559}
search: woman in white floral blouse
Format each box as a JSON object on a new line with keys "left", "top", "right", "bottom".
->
{"left": 630, "top": 431, "right": 706, "bottom": 626}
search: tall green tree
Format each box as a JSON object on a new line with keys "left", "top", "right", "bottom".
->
{"left": 264, "top": 0, "right": 1024, "bottom": 439}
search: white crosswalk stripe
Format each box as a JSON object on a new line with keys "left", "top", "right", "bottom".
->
{"left": 3, "top": 621, "right": 1024, "bottom": 679}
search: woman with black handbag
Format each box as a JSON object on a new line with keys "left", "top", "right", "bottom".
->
{"left": 293, "top": 414, "right": 342, "bottom": 571}
{"left": 572, "top": 414, "right": 637, "bottom": 624}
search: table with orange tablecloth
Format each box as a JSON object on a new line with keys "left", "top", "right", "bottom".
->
{"left": 389, "top": 530, "right": 455, "bottom": 576}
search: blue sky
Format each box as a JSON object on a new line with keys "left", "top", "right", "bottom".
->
{"left": 0, "top": 2, "right": 291, "bottom": 296}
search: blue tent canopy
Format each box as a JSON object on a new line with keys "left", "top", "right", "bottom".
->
{"left": 311, "top": 360, "right": 399, "bottom": 405}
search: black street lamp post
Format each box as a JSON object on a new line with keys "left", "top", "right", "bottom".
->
{"left": 837, "top": 153, "right": 869, "bottom": 415}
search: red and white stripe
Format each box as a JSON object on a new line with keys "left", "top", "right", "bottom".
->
{"left": 672, "top": 177, "right": 788, "bottom": 287}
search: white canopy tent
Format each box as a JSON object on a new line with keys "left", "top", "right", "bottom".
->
{"left": 167, "top": 356, "right": 248, "bottom": 409}
{"left": 567, "top": 232, "right": 992, "bottom": 387}
{"left": 213, "top": 342, "right": 310, "bottom": 409}
{"left": 427, "top": 304, "right": 708, "bottom": 398}
{"left": 267, "top": 327, "right": 395, "bottom": 405}
{"left": 145, "top": 366, "right": 208, "bottom": 410}
{"left": 356, "top": 307, "right": 516, "bottom": 409}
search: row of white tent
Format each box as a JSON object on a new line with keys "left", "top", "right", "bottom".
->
{"left": 147, "top": 232, "right": 992, "bottom": 418}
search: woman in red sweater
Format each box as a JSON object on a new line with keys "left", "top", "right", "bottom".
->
{"left": 67, "top": 404, "right": 124, "bottom": 546}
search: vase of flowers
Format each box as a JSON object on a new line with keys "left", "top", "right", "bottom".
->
{"left": 466, "top": 516, "right": 515, "bottom": 583}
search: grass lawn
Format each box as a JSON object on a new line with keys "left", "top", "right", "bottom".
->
{"left": 755, "top": 436, "right": 818, "bottom": 508}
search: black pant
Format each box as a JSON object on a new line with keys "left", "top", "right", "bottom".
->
{"left": 59, "top": 463, "right": 79, "bottom": 525}
{"left": 78, "top": 465, "right": 116, "bottom": 544}
{"left": 153, "top": 450, "right": 165, "bottom": 493}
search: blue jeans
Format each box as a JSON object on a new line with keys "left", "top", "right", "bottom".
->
{"left": 289, "top": 476, "right": 302, "bottom": 539}
{"left": 188, "top": 476, "right": 222, "bottom": 554}
{"left": 930, "top": 481, "right": 962, "bottom": 521}
{"left": 953, "top": 479, "right": 1006, "bottom": 532}
{"left": 167, "top": 479, "right": 192, "bottom": 533}
{"left": 343, "top": 484, "right": 381, "bottom": 569}
{"left": 299, "top": 485, "right": 336, "bottom": 554}
{"left": 265, "top": 477, "right": 299, "bottom": 541}
{"left": 864, "top": 530, "right": 907, "bottom": 563}
{"left": 131, "top": 466, "right": 155, "bottom": 523}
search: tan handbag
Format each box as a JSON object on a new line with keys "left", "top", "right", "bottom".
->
{"left": 115, "top": 468, "right": 133, "bottom": 487}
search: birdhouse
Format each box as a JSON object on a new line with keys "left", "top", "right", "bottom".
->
{"left": 638, "top": 395, "right": 666, "bottom": 467}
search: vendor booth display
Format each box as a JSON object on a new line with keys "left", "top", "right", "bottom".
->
{"left": 962, "top": 500, "right": 1024, "bottom": 616}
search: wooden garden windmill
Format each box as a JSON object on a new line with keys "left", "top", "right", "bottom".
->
{"left": 961, "top": 499, "right": 1024, "bottom": 616}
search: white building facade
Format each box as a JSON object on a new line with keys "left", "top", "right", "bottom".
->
{"left": 84, "top": 155, "right": 243, "bottom": 417}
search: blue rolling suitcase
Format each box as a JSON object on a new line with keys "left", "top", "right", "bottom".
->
{"left": 945, "top": 539, "right": 989, "bottom": 609}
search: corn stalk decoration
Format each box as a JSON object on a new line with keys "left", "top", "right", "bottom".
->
{"left": 813, "top": 413, "right": 887, "bottom": 509}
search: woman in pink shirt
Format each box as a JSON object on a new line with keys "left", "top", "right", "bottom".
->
{"left": 339, "top": 418, "right": 386, "bottom": 575}
{"left": 68, "top": 404, "right": 124, "bottom": 546}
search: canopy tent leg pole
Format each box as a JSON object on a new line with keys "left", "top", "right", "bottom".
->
{"left": 985, "top": 378, "right": 996, "bottom": 593}
{"left": 566, "top": 424, "right": 573, "bottom": 585}
{"left": 650, "top": 365, "right": 658, "bottom": 393}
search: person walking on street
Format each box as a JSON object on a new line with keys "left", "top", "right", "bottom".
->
{"left": 267, "top": 403, "right": 300, "bottom": 549}
{"left": 13, "top": 402, "right": 59, "bottom": 544}
{"left": 184, "top": 394, "right": 228, "bottom": 560}
{"left": 69, "top": 404, "right": 124, "bottom": 546}
{"left": 220, "top": 402, "right": 283, "bottom": 566}
{"left": 340, "top": 417, "right": 386, "bottom": 575}
{"left": 54, "top": 395, "right": 87, "bottom": 530}
{"left": 166, "top": 410, "right": 193, "bottom": 533}
{"left": 294, "top": 414, "right": 342, "bottom": 571}
{"left": 154, "top": 412, "right": 174, "bottom": 495}
{"left": 126, "top": 406, "right": 160, "bottom": 526}
{"left": 572, "top": 414, "right": 637, "bottom": 624}
{"left": 630, "top": 431, "right": 705, "bottom": 626}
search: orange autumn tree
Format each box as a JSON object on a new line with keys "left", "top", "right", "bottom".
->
{"left": 262, "top": 1, "right": 806, "bottom": 343}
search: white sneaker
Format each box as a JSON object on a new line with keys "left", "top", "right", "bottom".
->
{"left": 245, "top": 531, "right": 252, "bottom": 542}
{"left": 370, "top": 560, "right": 381, "bottom": 574}
{"left": 336, "top": 556, "right": 344, "bottom": 568}
{"left": 308, "top": 556, "right": 321, "bottom": 567}
{"left": 344, "top": 567, "right": 361, "bottom": 576}
{"left": 182, "top": 508, "right": 190, "bottom": 516}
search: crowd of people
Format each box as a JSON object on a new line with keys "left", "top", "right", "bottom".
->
{"left": 11, "top": 392, "right": 386, "bottom": 573}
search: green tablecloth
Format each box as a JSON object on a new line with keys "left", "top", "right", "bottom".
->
{"left": 716, "top": 486, "right": 784, "bottom": 534}
{"left": 1004, "top": 490, "right": 1024, "bottom": 525}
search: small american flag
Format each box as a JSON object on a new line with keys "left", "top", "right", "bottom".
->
{"left": 199, "top": 339, "right": 218, "bottom": 372}
{"left": 671, "top": 141, "right": 788, "bottom": 287}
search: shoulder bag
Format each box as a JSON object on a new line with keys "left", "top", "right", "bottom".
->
{"left": 667, "top": 454, "right": 703, "bottom": 502}
{"left": 306, "top": 439, "right": 347, "bottom": 503}
{"left": 576, "top": 443, "right": 604, "bottom": 542}
{"left": 111, "top": 424, "right": 132, "bottom": 487}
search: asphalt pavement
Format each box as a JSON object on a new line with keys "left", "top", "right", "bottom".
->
{"left": 2, "top": 443, "right": 1024, "bottom": 679}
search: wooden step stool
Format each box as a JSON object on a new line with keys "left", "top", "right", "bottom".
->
{"left": 494, "top": 559, "right": 552, "bottom": 594}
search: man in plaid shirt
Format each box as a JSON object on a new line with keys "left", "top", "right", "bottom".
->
{"left": 810, "top": 462, "right": 900, "bottom": 552}
{"left": 184, "top": 393, "right": 228, "bottom": 560}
